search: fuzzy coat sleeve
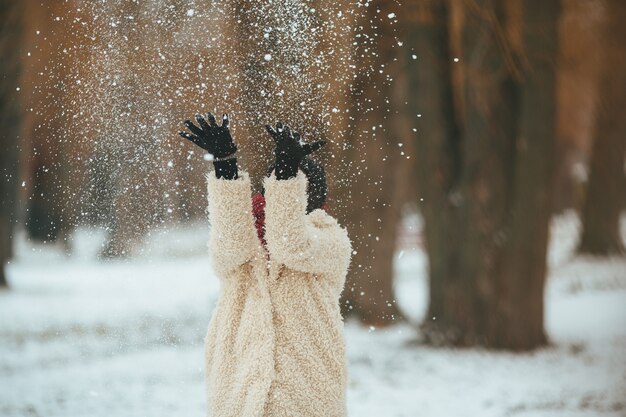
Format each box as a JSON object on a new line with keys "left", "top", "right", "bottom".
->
{"left": 263, "top": 171, "right": 352, "bottom": 281}
{"left": 206, "top": 170, "right": 259, "bottom": 277}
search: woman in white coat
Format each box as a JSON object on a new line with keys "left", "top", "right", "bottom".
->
{"left": 179, "top": 113, "right": 352, "bottom": 417}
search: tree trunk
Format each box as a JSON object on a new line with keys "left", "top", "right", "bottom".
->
{"left": 95, "top": 2, "right": 171, "bottom": 258}
{"left": 0, "top": 0, "right": 23, "bottom": 287}
{"left": 553, "top": 0, "right": 604, "bottom": 214}
{"left": 496, "top": 0, "right": 558, "bottom": 349}
{"left": 230, "top": 0, "right": 353, "bottom": 189}
{"left": 339, "top": 0, "right": 405, "bottom": 325}
{"left": 409, "top": 0, "right": 558, "bottom": 349}
{"left": 578, "top": 0, "right": 626, "bottom": 255}
{"left": 22, "top": 2, "right": 79, "bottom": 248}
{"left": 405, "top": 0, "right": 464, "bottom": 343}
{"left": 450, "top": 0, "right": 522, "bottom": 347}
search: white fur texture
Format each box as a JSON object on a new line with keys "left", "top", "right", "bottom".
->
{"left": 205, "top": 170, "right": 352, "bottom": 417}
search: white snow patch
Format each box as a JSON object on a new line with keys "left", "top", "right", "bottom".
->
{"left": 0, "top": 214, "right": 624, "bottom": 416}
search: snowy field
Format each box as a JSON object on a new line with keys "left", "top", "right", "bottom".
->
{"left": 1, "top": 213, "right": 625, "bottom": 417}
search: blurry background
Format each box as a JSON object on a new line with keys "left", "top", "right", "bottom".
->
{"left": 1, "top": 0, "right": 625, "bottom": 416}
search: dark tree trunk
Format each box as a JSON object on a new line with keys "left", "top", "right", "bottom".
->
{"left": 231, "top": 0, "right": 353, "bottom": 190}
{"left": 96, "top": 2, "right": 171, "bottom": 258}
{"left": 96, "top": 0, "right": 147, "bottom": 258}
{"left": 23, "top": 2, "right": 76, "bottom": 248}
{"left": 496, "top": 0, "right": 558, "bottom": 349}
{"left": 447, "top": 0, "right": 522, "bottom": 347}
{"left": 554, "top": 0, "right": 604, "bottom": 214}
{"left": 405, "top": 0, "right": 464, "bottom": 343}
{"left": 339, "top": 0, "right": 405, "bottom": 325}
{"left": 409, "top": 0, "right": 558, "bottom": 349}
{"left": 0, "top": 0, "right": 23, "bottom": 287}
{"left": 231, "top": 0, "right": 275, "bottom": 185}
{"left": 578, "top": 0, "right": 626, "bottom": 255}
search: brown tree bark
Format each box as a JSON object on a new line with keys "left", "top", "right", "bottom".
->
{"left": 578, "top": 0, "right": 626, "bottom": 255}
{"left": 94, "top": 2, "right": 175, "bottom": 258}
{"left": 497, "top": 0, "right": 558, "bottom": 349}
{"left": 0, "top": 0, "right": 23, "bottom": 287}
{"left": 338, "top": 0, "right": 406, "bottom": 325}
{"left": 19, "top": 1, "right": 79, "bottom": 248}
{"left": 553, "top": 0, "right": 604, "bottom": 213}
{"left": 409, "top": 0, "right": 558, "bottom": 349}
{"left": 405, "top": 0, "right": 464, "bottom": 343}
{"left": 229, "top": 0, "right": 356, "bottom": 195}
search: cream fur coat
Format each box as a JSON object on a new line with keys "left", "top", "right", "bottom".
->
{"left": 204, "top": 170, "right": 352, "bottom": 417}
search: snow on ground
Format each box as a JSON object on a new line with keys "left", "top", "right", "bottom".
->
{"left": 1, "top": 213, "right": 625, "bottom": 417}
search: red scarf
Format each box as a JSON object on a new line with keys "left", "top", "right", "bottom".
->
{"left": 251, "top": 193, "right": 328, "bottom": 247}
{"left": 252, "top": 193, "right": 267, "bottom": 247}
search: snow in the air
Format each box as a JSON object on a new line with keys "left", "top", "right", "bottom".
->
{"left": 4, "top": 1, "right": 625, "bottom": 416}
{"left": 1, "top": 213, "right": 624, "bottom": 416}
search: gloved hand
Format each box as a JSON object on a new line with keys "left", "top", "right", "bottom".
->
{"left": 265, "top": 122, "right": 326, "bottom": 180}
{"left": 179, "top": 112, "right": 238, "bottom": 179}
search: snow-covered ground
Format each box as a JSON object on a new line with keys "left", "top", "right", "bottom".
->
{"left": 1, "top": 213, "right": 625, "bottom": 417}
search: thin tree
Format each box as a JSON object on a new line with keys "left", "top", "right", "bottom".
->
{"left": 408, "top": 0, "right": 559, "bottom": 349}
{"left": 578, "top": 0, "right": 626, "bottom": 255}
{"left": 339, "top": 0, "right": 406, "bottom": 325}
{"left": 0, "top": 0, "right": 23, "bottom": 287}
{"left": 21, "top": 1, "right": 78, "bottom": 247}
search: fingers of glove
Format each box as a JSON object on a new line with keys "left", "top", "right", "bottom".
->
{"left": 265, "top": 124, "right": 278, "bottom": 140}
{"left": 222, "top": 113, "right": 229, "bottom": 128}
{"left": 293, "top": 132, "right": 302, "bottom": 143}
{"left": 179, "top": 131, "right": 201, "bottom": 146}
{"left": 276, "top": 122, "right": 284, "bottom": 132}
{"left": 195, "top": 114, "right": 211, "bottom": 131}
{"left": 302, "top": 140, "right": 326, "bottom": 155}
{"left": 207, "top": 112, "right": 218, "bottom": 127}
{"left": 283, "top": 125, "right": 292, "bottom": 139}
{"left": 184, "top": 120, "right": 204, "bottom": 136}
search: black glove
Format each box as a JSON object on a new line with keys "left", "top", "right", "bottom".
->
{"left": 265, "top": 122, "right": 326, "bottom": 180}
{"left": 179, "top": 112, "right": 238, "bottom": 180}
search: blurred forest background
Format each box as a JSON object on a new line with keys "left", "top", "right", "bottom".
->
{"left": 1, "top": 0, "right": 625, "bottom": 355}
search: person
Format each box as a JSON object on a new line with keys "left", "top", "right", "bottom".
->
{"left": 179, "top": 112, "right": 352, "bottom": 417}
